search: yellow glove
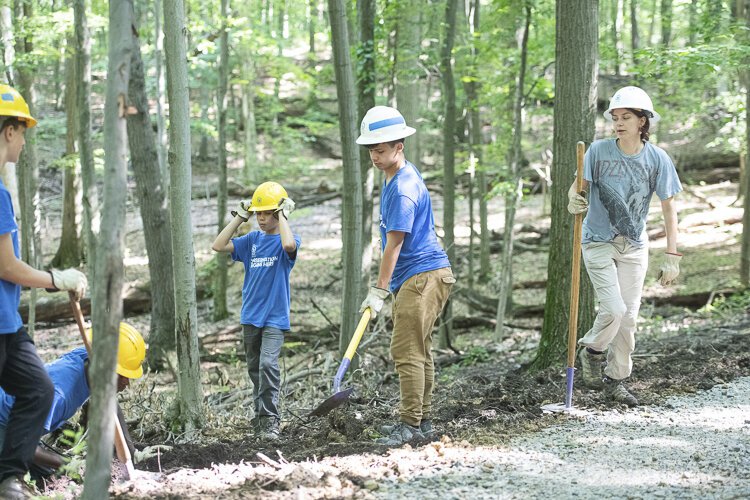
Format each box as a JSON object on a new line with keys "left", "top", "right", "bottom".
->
{"left": 657, "top": 253, "right": 682, "bottom": 286}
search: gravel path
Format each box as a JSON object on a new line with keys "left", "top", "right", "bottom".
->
{"left": 371, "top": 378, "right": 750, "bottom": 499}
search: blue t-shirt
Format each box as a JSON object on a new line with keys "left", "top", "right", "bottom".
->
{"left": 380, "top": 161, "right": 451, "bottom": 292}
{"left": 0, "top": 347, "right": 90, "bottom": 434}
{"left": 0, "top": 178, "right": 22, "bottom": 334}
{"left": 231, "top": 231, "right": 300, "bottom": 330}
{"left": 582, "top": 139, "right": 682, "bottom": 247}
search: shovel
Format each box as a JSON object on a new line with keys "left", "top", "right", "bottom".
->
{"left": 542, "top": 141, "right": 586, "bottom": 414}
{"left": 69, "top": 292, "right": 136, "bottom": 479}
{"left": 309, "top": 308, "right": 372, "bottom": 417}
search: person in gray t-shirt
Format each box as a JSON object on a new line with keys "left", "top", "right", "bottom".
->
{"left": 567, "top": 86, "right": 682, "bottom": 407}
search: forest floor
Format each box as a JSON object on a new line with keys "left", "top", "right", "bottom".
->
{"left": 26, "top": 161, "right": 750, "bottom": 498}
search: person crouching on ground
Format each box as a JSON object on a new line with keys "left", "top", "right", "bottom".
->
{"left": 568, "top": 86, "right": 682, "bottom": 406}
{"left": 356, "top": 106, "right": 455, "bottom": 446}
{"left": 211, "top": 182, "right": 300, "bottom": 441}
{"left": 0, "top": 323, "right": 147, "bottom": 483}
{"left": 0, "top": 83, "right": 88, "bottom": 499}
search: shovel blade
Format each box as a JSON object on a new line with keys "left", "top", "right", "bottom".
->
{"left": 309, "top": 388, "right": 354, "bottom": 417}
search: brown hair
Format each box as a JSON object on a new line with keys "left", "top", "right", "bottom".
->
{"left": 0, "top": 117, "right": 26, "bottom": 134}
{"left": 627, "top": 108, "right": 651, "bottom": 142}
{"left": 366, "top": 139, "right": 405, "bottom": 150}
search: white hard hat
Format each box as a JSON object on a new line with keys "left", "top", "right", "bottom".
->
{"left": 356, "top": 106, "right": 416, "bottom": 145}
{"left": 604, "top": 86, "right": 660, "bottom": 123}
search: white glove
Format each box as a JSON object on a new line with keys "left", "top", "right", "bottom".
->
{"left": 231, "top": 200, "right": 252, "bottom": 222}
{"left": 276, "top": 197, "right": 296, "bottom": 219}
{"left": 48, "top": 268, "right": 88, "bottom": 298}
{"left": 657, "top": 253, "right": 681, "bottom": 286}
{"left": 567, "top": 183, "right": 588, "bottom": 215}
{"left": 359, "top": 286, "right": 390, "bottom": 319}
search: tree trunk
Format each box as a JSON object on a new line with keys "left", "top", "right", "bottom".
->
{"left": 81, "top": 1, "right": 131, "bottom": 496}
{"left": 741, "top": 0, "right": 750, "bottom": 286}
{"left": 127, "top": 11, "right": 177, "bottom": 369}
{"left": 495, "top": 3, "right": 531, "bottom": 339}
{"left": 0, "top": 7, "right": 14, "bottom": 85}
{"left": 532, "top": 0, "right": 597, "bottom": 371}
{"left": 52, "top": 35, "right": 83, "bottom": 269}
{"left": 74, "top": 0, "right": 99, "bottom": 284}
{"left": 164, "top": 0, "right": 204, "bottom": 433}
{"left": 327, "top": 0, "right": 363, "bottom": 357}
{"left": 610, "top": 0, "right": 621, "bottom": 74}
{"left": 396, "top": 0, "right": 421, "bottom": 165}
{"left": 357, "top": 0, "right": 375, "bottom": 305}
{"left": 198, "top": 87, "right": 210, "bottom": 160}
{"left": 660, "top": 0, "right": 672, "bottom": 47}
{"left": 242, "top": 79, "right": 258, "bottom": 182}
{"left": 308, "top": 0, "right": 316, "bottom": 57}
{"left": 14, "top": 0, "right": 40, "bottom": 337}
{"left": 213, "top": 0, "right": 230, "bottom": 321}
{"left": 630, "top": 0, "right": 639, "bottom": 64}
{"left": 438, "top": 0, "right": 458, "bottom": 348}
{"left": 154, "top": 0, "right": 168, "bottom": 184}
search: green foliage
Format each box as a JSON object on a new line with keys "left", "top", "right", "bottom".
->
{"left": 700, "top": 291, "right": 750, "bottom": 319}
{"left": 461, "top": 346, "right": 491, "bottom": 366}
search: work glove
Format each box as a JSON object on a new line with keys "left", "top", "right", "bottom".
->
{"left": 230, "top": 200, "right": 252, "bottom": 222}
{"left": 48, "top": 268, "right": 88, "bottom": 299}
{"left": 359, "top": 286, "right": 390, "bottom": 319}
{"left": 276, "top": 197, "right": 296, "bottom": 220}
{"left": 567, "top": 183, "right": 588, "bottom": 215}
{"left": 657, "top": 253, "right": 682, "bottom": 286}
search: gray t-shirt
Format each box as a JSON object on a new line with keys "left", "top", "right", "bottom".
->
{"left": 582, "top": 139, "right": 682, "bottom": 247}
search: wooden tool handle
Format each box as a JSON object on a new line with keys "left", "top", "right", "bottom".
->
{"left": 68, "top": 293, "right": 134, "bottom": 478}
{"left": 567, "top": 142, "right": 585, "bottom": 368}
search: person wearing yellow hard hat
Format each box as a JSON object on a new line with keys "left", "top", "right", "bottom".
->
{"left": 212, "top": 181, "right": 300, "bottom": 441}
{"left": 568, "top": 86, "right": 682, "bottom": 407}
{"left": 0, "top": 84, "right": 89, "bottom": 497}
{"left": 0, "top": 323, "right": 146, "bottom": 483}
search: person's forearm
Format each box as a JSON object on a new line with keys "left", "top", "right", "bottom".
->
{"left": 661, "top": 198, "right": 679, "bottom": 253}
{"left": 278, "top": 215, "right": 296, "bottom": 253}
{"left": 0, "top": 252, "right": 54, "bottom": 289}
{"left": 376, "top": 238, "right": 403, "bottom": 290}
{"left": 211, "top": 217, "right": 244, "bottom": 252}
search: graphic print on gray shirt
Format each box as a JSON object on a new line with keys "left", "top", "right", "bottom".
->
{"left": 582, "top": 139, "right": 682, "bottom": 247}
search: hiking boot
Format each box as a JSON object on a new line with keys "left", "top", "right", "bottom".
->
{"left": 578, "top": 348, "right": 606, "bottom": 389}
{"left": 380, "top": 419, "right": 435, "bottom": 439}
{"left": 259, "top": 417, "right": 280, "bottom": 441}
{"left": 376, "top": 422, "right": 424, "bottom": 446}
{"left": 0, "top": 475, "right": 35, "bottom": 500}
{"left": 603, "top": 377, "right": 638, "bottom": 407}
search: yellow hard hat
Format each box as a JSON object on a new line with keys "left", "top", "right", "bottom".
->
{"left": 0, "top": 84, "right": 37, "bottom": 128}
{"left": 250, "top": 181, "right": 288, "bottom": 212}
{"left": 86, "top": 322, "right": 147, "bottom": 379}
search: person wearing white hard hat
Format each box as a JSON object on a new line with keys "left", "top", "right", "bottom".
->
{"left": 357, "top": 106, "right": 455, "bottom": 446}
{"left": 0, "top": 84, "right": 88, "bottom": 498}
{"left": 567, "top": 86, "right": 682, "bottom": 407}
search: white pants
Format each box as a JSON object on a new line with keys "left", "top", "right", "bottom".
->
{"left": 578, "top": 236, "right": 648, "bottom": 380}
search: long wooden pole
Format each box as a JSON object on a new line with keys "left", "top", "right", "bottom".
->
{"left": 69, "top": 292, "right": 135, "bottom": 479}
{"left": 564, "top": 141, "right": 586, "bottom": 408}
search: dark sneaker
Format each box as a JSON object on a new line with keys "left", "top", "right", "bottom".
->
{"left": 578, "top": 348, "right": 606, "bottom": 388}
{"left": 603, "top": 377, "right": 638, "bottom": 407}
{"left": 376, "top": 422, "right": 424, "bottom": 446}
{"left": 259, "top": 417, "right": 280, "bottom": 441}
{"left": 0, "top": 475, "right": 35, "bottom": 500}
{"left": 380, "top": 419, "right": 434, "bottom": 438}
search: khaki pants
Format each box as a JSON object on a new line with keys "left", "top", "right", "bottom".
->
{"left": 578, "top": 236, "right": 648, "bottom": 380}
{"left": 391, "top": 267, "right": 454, "bottom": 426}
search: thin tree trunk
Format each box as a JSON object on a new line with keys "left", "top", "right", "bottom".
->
{"left": 242, "top": 80, "right": 258, "bottom": 181}
{"left": 630, "top": 0, "right": 640, "bottom": 64}
{"left": 741, "top": 0, "right": 750, "bottom": 286}
{"left": 213, "top": 0, "right": 230, "bottom": 320}
{"left": 495, "top": 3, "right": 531, "bottom": 339}
{"left": 357, "top": 0, "right": 375, "bottom": 307}
{"left": 127, "top": 11, "right": 176, "bottom": 370}
{"left": 396, "top": 0, "right": 421, "bottom": 164}
{"left": 438, "top": 0, "right": 458, "bottom": 348}
{"left": 14, "top": 0, "right": 40, "bottom": 337}
{"left": 327, "top": 0, "right": 363, "bottom": 357}
{"left": 533, "top": 0, "right": 597, "bottom": 370}
{"left": 198, "top": 87, "right": 210, "bottom": 160}
{"left": 660, "top": 0, "right": 672, "bottom": 47}
{"left": 164, "top": 0, "right": 204, "bottom": 433}
{"left": 74, "top": 0, "right": 98, "bottom": 286}
{"left": 154, "top": 0, "right": 168, "bottom": 184}
{"left": 611, "top": 0, "right": 621, "bottom": 74}
{"left": 52, "top": 36, "right": 83, "bottom": 269}
{"left": 81, "top": 1, "right": 131, "bottom": 496}
{"left": 0, "top": 7, "right": 14, "bottom": 84}
{"left": 308, "top": 0, "right": 316, "bottom": 57}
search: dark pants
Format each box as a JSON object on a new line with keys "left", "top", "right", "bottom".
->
{"left": 0, "top": 328, "right": 54, "bottom": 482}
{"left": 242, "top": 325, "right": 284, "bottom": 420}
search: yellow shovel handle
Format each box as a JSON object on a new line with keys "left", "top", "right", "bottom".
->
{"left": 343, "top": 308, "right": 372, "bottom": 360}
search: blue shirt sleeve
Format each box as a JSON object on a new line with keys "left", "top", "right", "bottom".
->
{"left": 384, "top": 195, "right": 417, "bottom": 234}
{"left": 231, "top": 232, "right": 253, "bottom": 262}
{"left": 654, "top": 149, "right": 682, "bottom": 200}
{"left": 0, "top": 187, "right": 17, "bottom": 236}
